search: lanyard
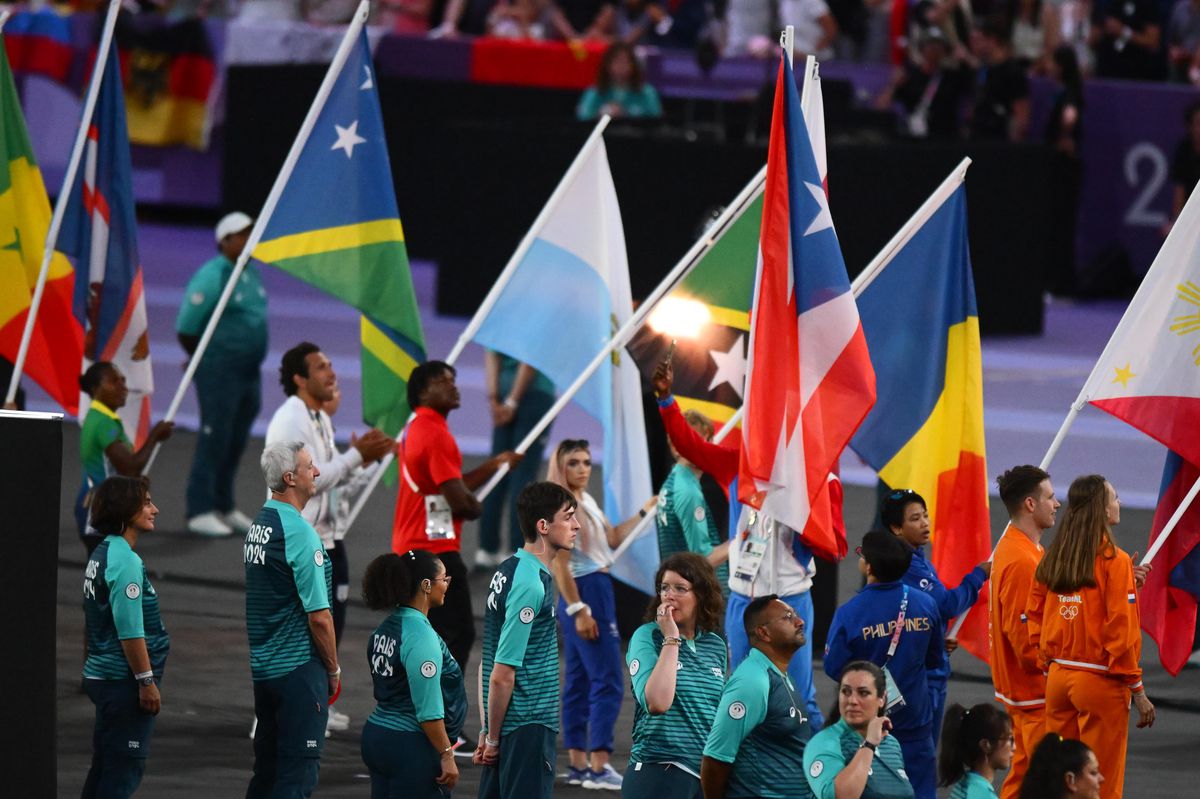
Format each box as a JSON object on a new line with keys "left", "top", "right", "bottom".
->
{"left": 885, "top": 586, "right": 910, "bottom": 661}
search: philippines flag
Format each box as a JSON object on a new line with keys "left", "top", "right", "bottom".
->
{"left": 58, "top": 44, "right": 153, "bottom": 445}
{"left": 738, "top": 56, "right": 875, "bottom": 561}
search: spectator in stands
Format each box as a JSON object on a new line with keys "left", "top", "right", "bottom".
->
{"left": 967, "top": 15, "right": 1030, "bottom": 141}
{"left": 909, "top": 0, "right": 975, "bottom": 64}
{"left": 487, "top": 0, "right": 575, "bottom": 38}
{"left": 1045, "top": 44, "right": 1084, "bottom": 294}
{"left": 1168, "top": 0, "right": 1200, "bottom": 82}
{"left": 432, "top": 0, "right": 500, "bottom": 36}
{"left": 780, "top": 0, "right": 839, "bottom": 58}
{"left": 561, "top": 0, "right": 618, "bottom": 37}
{"left": 1010, "top": 0, "right": 1048, "bottom": 68}
{"left": 725, "top": 0, "right": 773, "bottom": 56}
{"left": 616, "top": 0, "right": 712, "bottom": 48}
{"left": 827, "top": 0, "right": 870, "bottom": 59}
{"left": 1091, "top": 0, "right": 1163, "bottom": 80}
{"left": 377, "top": 0, "right": 435, "bottom": 33}
{"left": 1044, "top": 0, "right": 1095, "bottom": 75}
{"left": 1165, "top": 100, "right": 1200, "bottom": 235}
{"left": 1019, "top": 735, "right": 1103, "bottom": 799}
{"left": 876, "top": 27, "right": 972, "bottom": 139}
{"left": 577, "top": 42, "right": 663, "bottom": 118}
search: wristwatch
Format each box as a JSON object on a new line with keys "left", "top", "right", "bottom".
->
{"left": 138, "top": 675, "right": 155, "bottom": 687}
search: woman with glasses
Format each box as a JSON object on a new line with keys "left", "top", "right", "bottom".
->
{"left": 360, "top": 550, "right": 466, "bottom": 798}
{"left": 1026, "top": 475, "right": 1154, "bottom": 799}
{"left": 623, "top": 553, "right": 727, "bottom": 798}
{"left": 546, "top": 438, "right": 656, "bottom": 789}
{"left": 880, "top": 488, "right": 991, "bottom": 743}
{"left": 938, "top": 703, "right": 1013, "bottom": 798}
{"left": 804, "top": 661, "right": 914, "bottom": 798}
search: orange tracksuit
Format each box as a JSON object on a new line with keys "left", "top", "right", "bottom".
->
{"left": 989, "top": 524, "right": 1047, "bottom": 799}
{"left": 1027, "top": 545, "right": 1142, "bottom": 799}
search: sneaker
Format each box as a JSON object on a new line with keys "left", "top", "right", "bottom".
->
{"left": 473, "top": 549, "right": 499, "bottom": 571}
{"left": 224, "top": 509, "right": 254, "bottom": 534}
{"left": 452, "top": 734, "right": 474, "bottom": 758}
{"left": 187, "top": 512, "right": 233, "bottom": 537}
{"left": 327, "top": 708, "right": 350, "bottom": 732}
{"left": 583, "top": 765, "right": 623, "bottom": 790}
{"left": 566, "top": 767, "right": 589, "bottom": 786}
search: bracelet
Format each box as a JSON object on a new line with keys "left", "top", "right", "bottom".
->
{"left": 134, "top": 670, "right": 154, "bottom": 681}
{"left": 661, "top": 636, "right": 682, "bottom": 646}
{"left": 485, "top": 735, "right": 500, "bottom": 747}
{"left": 329, "top": 666, "right": 341, "bottom": 678}
{"left": 639, "top": 508, "right": 647, "bottom": 518}
{"left": 566, "top": 601, "right": 589, "bottom": 617}
{"left": 503, "top": 397, "right": 518, "bottom": 410}
{"left": 440, "top": 743, "right": 454, "bottom": 755}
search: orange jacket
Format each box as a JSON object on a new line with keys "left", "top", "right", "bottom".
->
{"left": 989, "top": 524, "right": 1047, "bottom": 708}
{"left": 1027, "top": 545, "right": 1143, "bottom": 690}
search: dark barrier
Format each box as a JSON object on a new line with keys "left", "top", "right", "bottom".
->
{"left": 0, "top": 411, "right": 62, "bottom": 797}
{"left": 224, "top": 70, "right": 1049, "bottom": 335}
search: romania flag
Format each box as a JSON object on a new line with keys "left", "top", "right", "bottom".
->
{"left": 253, "top": 30, "right": 425, "bottom": 438}
{"left": 0, "top": 38, "right": 83, "bottom": 413}
{"left": 850, "top": 182, "right": 991, "bottom": 662}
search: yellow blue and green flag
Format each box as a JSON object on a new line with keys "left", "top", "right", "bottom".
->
{"left": 253, "top": 30, "right": 425, "bottom": 436}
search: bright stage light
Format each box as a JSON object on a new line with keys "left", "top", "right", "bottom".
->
{"left": 647, "top": 297, "right": 711, "bottom": 339}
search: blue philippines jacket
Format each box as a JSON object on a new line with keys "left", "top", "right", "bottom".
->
{"left": 823, "top": 581, "right": 945, "bottom": 735}
{"left": 901, "top": 547, "right": 987, "bottom": 687}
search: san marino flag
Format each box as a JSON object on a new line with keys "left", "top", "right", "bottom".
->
{"left": 253, "top": 29, "right": 425, "bottom": 437}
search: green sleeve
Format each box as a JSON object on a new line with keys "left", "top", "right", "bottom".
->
{"left": 702, "top": 663, "right": 768, "bottom": 763}
{"left": 175, "top": 264, "right": 222, "bottom": 335}
{"left": 803, "top": 727, "right": 848, "bottom": 799}
{"left": 495, "top": 568, "right": 544, "bottom": 667}
{"left": 676, "top": 485, "right": 714, "bottom": 556}
{"left": 106, "top": 549, "right": 145, "bottom": 640}
{"left": 577, "top": 88, "right": 602, "bottom": 121}
{"left": 626, "top": 625, "right": 659, "bottom": 709}
{"left": 403, "top": 621, "right": 446, "bottom": 723}
{"left": 644, "top": 86, "right": 662, "bottom": 117}
{"left": 285, "top": 516, "right": 331, "bottom": 613}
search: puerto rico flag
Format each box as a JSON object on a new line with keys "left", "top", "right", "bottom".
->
{"left": 738, "top": 56, "right": 875, "bottom": 561}
{"left": 58, "top": 44, "right": 153, "bottom": 445}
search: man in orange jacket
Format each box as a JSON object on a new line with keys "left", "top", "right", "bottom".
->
{"left": 990, "top": 465, "right": 1059, "bottom": 799}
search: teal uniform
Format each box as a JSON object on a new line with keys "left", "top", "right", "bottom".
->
{"left": 81, "top": 535, "right": 169, "bottom": 796}
{"left": 244, "top": 499, "right": 332, "bottom": 798}
{"left": 948, "top": 772, "right": 998, "bottom": 799}
{"left": 803, "top": 720, "right": 915, "bottom": 799}
{"left": 84, "top": 535, "right": 169, "bottom": 679}
{"left": 703, "top": 648, "right": 814, "bottom": 799}
{"left": 366, "top": 606, "right": 467, "bottom": 737}
{"left": 362, "top": 606, "right": 467, "bottom": 798}
{"left": 577, "top": 85, "right": 663, "bottom": 120}
{"left": 479, "top": 548, "right": 559, "bottom": 799}
{"left": 656, "top": 463, "right": 729, "bottom": 591}
{"left": 75, "top": 400, "right": 130, "bottom": 542}
{"left": 175, "top": 254, "right": 268, "bottom": 369}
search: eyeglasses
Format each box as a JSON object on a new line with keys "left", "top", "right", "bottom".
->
{"left": 658, "top": 583, "right": 693, "bottom": 596}
{"left": 760, "top": 610, "right": 798, "bottom": 627}
{"left": 560, "top": 439, "right": 590, "bottom": 451}
{"left": 434, "top": 575, "right": 452, "bottom": 584}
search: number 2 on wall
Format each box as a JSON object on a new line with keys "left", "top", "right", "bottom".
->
{"left": 1124, "top": 142, "right": 1168, "bottom": 228}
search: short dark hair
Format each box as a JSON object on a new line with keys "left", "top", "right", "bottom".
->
{"left": 515, "top": 481, "right": 577, "bottom": 543}
{"left": 645, "top": 552, "right": 725, "bottom": 633}
{"left": 79, "top": 361, "right": 115, "bottom": 397}
{"left": 1020, "top": 736, "right": 1094, "bottom": 799}
{"left": 408, "top": 360, "right": 455, "bottom": 409}
{"left": 279, "top": 342, "right": 320, "bottom": 397}
{"left": 362, "top": 550, "right": 443, "bottom": 609}
{"left": 880, "top": 488, "right": 926, "bottom": 531}
{"left": 997, "top": 465, "right": 1050, "bottom": 516}
{"left": 860, "top": 529, "right": 913, "bottom": 583}
{"left": 742, "top": 593, "right": 780, "bottom": 640}
{"left": 90, "top": 475, "right": 150, "bottom": 536}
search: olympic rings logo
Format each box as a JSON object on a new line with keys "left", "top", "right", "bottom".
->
{"left": 1059, "top": 605, "right": 1079, "bottom": 620}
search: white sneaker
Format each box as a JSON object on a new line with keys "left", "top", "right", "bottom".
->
{"left": 583, "top": 764, "right": 623, "bottom": 790}
{"left": 327, "top": 708, "right": 350, "bottom": 732}
{"left": 224, "top": 509, "right": 254, "bottom": 534}
{"left": 187, "top": 512, "right": 233, "bottom": 537}
{"left": 474, "top": 550, "right": 499, "bottom": 570}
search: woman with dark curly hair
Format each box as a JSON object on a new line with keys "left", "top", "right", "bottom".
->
{"left": 1019, "top": 735, "right": 1102, "bottom": 799}
{"left": 82, "top": 475, "right": 169, "bottom": 798}
{"left": 1026, "top": 475, "right": 1154, "bottom": 799}
{"left": 622, "top": 552, "right": 726, "bottom": 798}
{"left": 360, "top": 550, "right": 466, "bottom": 798}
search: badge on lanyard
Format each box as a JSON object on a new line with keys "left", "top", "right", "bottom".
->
{"left": 733, "top": 511, "right": 770, "bottom": 584}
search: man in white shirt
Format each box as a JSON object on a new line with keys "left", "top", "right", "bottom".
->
{"left": 264, "top": 341, "right": 392, "bottom": 732}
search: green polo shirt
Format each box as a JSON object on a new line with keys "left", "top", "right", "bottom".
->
{"left": 481, "top": 548, "right": 559, "bottom": 735}
{"left": 176, "top": 254, "right": 268, "bottom": 369}
{"left": 83, "top": 535, "right": 169, "bottom": 679}
{"left": 949, "top": 771, "right": 998, "bottom": 799}
{"left": 803, "top": 719, "right": 914, "bottom": 799}
{"left": 656, "top": 463, "right": 728, "bottom": 588}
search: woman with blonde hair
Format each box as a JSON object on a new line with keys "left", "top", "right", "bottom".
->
{"left": 1025, "top": 475, "right": 1154, "bottom": 799}
{"left": 547, "top": 438, "right": 656, "bottom": 789}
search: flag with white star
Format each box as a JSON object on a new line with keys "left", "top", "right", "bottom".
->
{"left": 253, "top": 29, "right": 425, "bottom": 437}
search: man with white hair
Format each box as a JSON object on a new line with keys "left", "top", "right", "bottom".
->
{"left": 245, "top": 441, "right": 339, "bottom": 798}
{"left": 176, "top": 211, "right": 266, "bottom": 537}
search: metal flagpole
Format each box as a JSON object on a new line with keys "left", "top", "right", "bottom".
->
{"left": 1141, "top": 474, "right": 1200, "bottom": 567}
{"left": 143, "top": 0, "right": 371, "bottom": 474}
{"left": 4, "top": 0, "right": 122, "bottom": 408}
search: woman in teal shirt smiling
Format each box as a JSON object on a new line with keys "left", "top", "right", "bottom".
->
{"left": 938, "top": 703, "right": 1013, "bottom": 798}
{"left": 578, "top": 43, "right": 663, "bottom": 121}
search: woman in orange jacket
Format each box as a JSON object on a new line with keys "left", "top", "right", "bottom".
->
{"left": 1025, "top": 475, "right": 1155, "bottom": 799}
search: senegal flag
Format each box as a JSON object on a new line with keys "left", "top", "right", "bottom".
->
{"left": 253, "top": 29, "right": 424, "bottom": 437}
{"left": 0, "top": 39, "right": 83, "bottom": 413}
{"left": 627, "top": 194, "right": 762, "bottom": 432}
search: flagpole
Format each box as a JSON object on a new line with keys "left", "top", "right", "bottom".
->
{"left": 473, "top": 164, "right": 769, "bottom": 502}
{"left": 1141, "top": 473, "right": 1200, "bottom": 567}
{"left": 443, "top": 115, "right": 612, "bottom": 366}
{"left": 3, "top": 0, "right": 122, "bottom": 408}
{"left": 143, "top": 0, "right": 371, "bottom": 473}
{"left": 0, "top": 10, "right": 11, "bottom": 31}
